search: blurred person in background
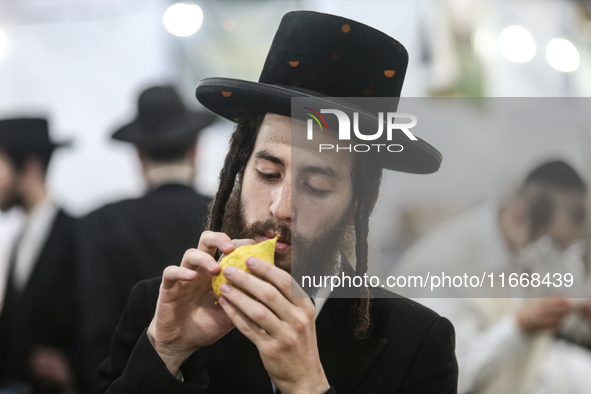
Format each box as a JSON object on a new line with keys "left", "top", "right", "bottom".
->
{"left": 76, "top": 85, "right": 215, "bottom": 393}
{"left": 393, "top": 160, "right": 591, "bottom": 394}
{"left": 0, "top": 118, "right": 80, "bottom": 394}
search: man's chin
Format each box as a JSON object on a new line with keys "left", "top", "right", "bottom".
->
{"left": 273, "top": 251, "right": 291, "bottom": 274}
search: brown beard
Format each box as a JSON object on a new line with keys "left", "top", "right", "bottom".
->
{"left": 221, "top": 184, "right": 355, "bottom": 296}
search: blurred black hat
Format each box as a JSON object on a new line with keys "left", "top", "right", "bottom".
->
{"left": 195, "top": 10, "right": 442, "bottom": 174}
{"left": 0, "top": 117, "right": 68, "bottom": 153}
{"left": 525, "top": 160, "right": 586, "bottom": 191}
{"left": 112, "top": 86, "right": 216, "bottom": 152}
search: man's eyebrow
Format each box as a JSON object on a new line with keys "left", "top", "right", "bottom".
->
{"left": 255, "top": 150, "right": 285, "bottom": 167}
{"left": 299, "top": 165, "right": 341, "bottom": 180}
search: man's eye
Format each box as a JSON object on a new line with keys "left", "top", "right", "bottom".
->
{"left": 257, "top": 170, "right": 280, "bottom": 181}
{"left": 304, "top": 182, "right": 329, "bottom": 197}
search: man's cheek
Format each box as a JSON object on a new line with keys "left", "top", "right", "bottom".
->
{"left": 241, "top": 191, "right": 268, "bottom": 224}
{"left": 0, "top": 183, "right": 10, "bottom": 204}
{"left": 297, "top": 211, "right": 330, "bottom": 240}
{"left": 301, "top": 196, "right": 349, "bottom": 224}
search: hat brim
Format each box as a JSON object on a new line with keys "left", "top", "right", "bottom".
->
{"left": 196, "top": 77, "right": 441, "bottom": 174}
{"left": 53, "top": 140, "right": 72, "bottom": 149}
{"left": 0, "top": 139, "right": 72, "bottom": 153}
{"left": 112, "top": 112, "right": 216, "bottom": 152}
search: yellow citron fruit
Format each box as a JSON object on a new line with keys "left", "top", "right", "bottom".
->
{"left": 212, "top": 236, "right": 278, "bottom": 298}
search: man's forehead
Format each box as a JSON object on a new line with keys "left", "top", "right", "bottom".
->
{"left": 554, "top": 189, "right": 586, "bottom": 207}
{"left": 0, "top": 148, "right": 10, "bottom": 163}
{"left": 254, "top": 113, "right": 354, "bottom": 174}
{"left": 256, "top": 113, "right": 291, "bottom": 147}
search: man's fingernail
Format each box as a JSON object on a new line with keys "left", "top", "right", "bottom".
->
{"left": 224, "top": 241, "right": 234, "bottom": 250}
{"left": 209, "top": 262, "right": 218, "bottom": 271}
{"left": 220, "top": 283, "right": 231, "bottom": 294}
{"left": 224, "top": 266, "right": 236, "bottom": 276}
{"left": 246, "top": 257, "right": 257, "bottom": 268}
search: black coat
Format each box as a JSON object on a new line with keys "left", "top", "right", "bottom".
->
{"left": 98, "top": 277, "right": 458, "bottom": 394}
{"left": 77, "top": 184, "right": 211, "bottom": 388}
{"left": 0, "top": 210, "right": 79, "bottom": 392}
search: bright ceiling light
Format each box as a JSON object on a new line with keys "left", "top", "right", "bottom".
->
{"left": 499, "top": 25, "right": 535, "bottom": 63}
{"left": 546, "top": 38, "right": 579, "bottom": 73}
{"left": 163, "top": 3, "right": 203, "bottom": 37}
{"left": 0, "top": 28, "right": 6, "bottom": 59}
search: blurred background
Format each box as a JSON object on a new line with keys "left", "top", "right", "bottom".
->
{"left": 1, "top": 1, "right": 591, "bottom": 392}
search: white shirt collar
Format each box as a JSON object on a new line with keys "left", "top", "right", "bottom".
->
{"left": 12, "top": 197, "right": 59, "bottom": 291}
{"left": 145, "top": 164, "right": 195, "bottom": 189}
{"left": 313, "top": 287, "right": 332, "bottom": 319}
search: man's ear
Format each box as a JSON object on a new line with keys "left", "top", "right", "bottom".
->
{"left": 23, "top": 155, "right": 45, "bottom": 180}
{"left": 189, "top": 142, "right": 198, "bottom": 160}
{"left": 137, "top": 148, "right": 149, "bottom": 164}
{"left": 509, "top": 199, "right": 532, "bottom": 247}
{"left": 348, "top": 192, "right": 380, "bottom": 225}
{"left": 347, "top": 201, "right": 357, "bottom": 225}
{"left": 512, "top": 200, "right": 529, "bottom": 225}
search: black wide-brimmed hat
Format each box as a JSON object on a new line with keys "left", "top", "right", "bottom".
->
{"left": 0, "top": 118, "right": 68, "bottom": 153}
{"left": 195, "top": 10, "right": 442, "bottom": 174}
{"left": 112, "top": 86, "right": 216, "bottom": 152}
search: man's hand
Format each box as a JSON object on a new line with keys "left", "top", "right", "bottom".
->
{"left": 516, "top": 298, "right": 573, "bottom": 334}
{"left": 29, "top": 346, "right": 73, "bottom": 388}
{"left": 147, "top": 231, "right": 254, "bottom": 375}
{"left": 217, "top": 256, "right": 330, "bottom": 394}
{"left": 580, "top": 299, "right": 591, "bottom": 318}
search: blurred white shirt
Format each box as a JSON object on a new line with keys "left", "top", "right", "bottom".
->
{"left": 12, "top": 197, "right": 58, "bottom": 292}
{"left": 392, "top": 200, "right": 591, "bottom": 394}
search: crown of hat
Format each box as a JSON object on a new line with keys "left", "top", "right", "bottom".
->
{"left": 0, "top": 117, "right": 57, "bottom": 151}
{"left": 257, "top": 11, "right": 408, "bottom": 99}
{"left": 137, "top": 86, "right": 188, "bottom": 130}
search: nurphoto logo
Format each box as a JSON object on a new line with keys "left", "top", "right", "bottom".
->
{"left": 302, "top": 107, "right": 418, "bottom": 153}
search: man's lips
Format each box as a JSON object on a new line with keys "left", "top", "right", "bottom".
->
{"left": 261, "top": 232, "right": 291, "bottom": 252}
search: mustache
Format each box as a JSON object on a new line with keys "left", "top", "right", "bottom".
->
{"left": 242, "top": 219, "right": 291, "bottom": 244}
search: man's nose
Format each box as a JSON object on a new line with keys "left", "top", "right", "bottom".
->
{"left": 270, "top": 180, "right": 291, "bottom": 223}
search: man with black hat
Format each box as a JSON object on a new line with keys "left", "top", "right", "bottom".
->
{"left": 99, "top": 11, "right": 458, "bottom": 394}
{"left": 77, "top": 85, "right": 215, "bottom": 391}
{"left": 0, "top": 118, "right": 80, "bottom": 393}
